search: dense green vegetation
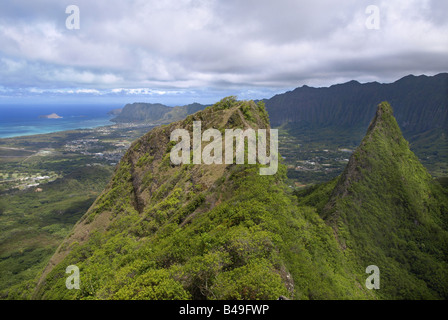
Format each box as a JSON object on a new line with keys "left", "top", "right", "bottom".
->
{"left": 299, "top": 102, "right": 448, "bottom": 299}
{"left": 31, "top": 98, "right": 375, "bottom": 300}
{"left": 2, "top": 97, "right": 447, "bottom": 300}
{"left": 0, "top": 122, "right": 156, "bottom": 298}
{"left": 35, "top": 163, "right": 373, "bottom": 300}
{"left": 0, "top": 166, "right": 113, "bottom": 297}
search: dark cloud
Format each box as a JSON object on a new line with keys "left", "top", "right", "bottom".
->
{"left": 0, "top": 0, "right": 447, "bottom": 103}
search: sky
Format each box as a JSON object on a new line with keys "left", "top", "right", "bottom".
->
{"left": 0, "top": 0, "right": 447, "bottom": 106}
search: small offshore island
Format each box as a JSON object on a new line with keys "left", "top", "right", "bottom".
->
{"left": 39, "top": 113, "right": 63, "bottom": 119}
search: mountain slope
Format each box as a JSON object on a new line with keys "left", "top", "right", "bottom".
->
{"left": 299, "top": 102, "right": 448, "bottom": 299}
{"left": 265, "top": 73, "right": 447, "bottom": 132}
{"left": 111, "top": 102, "right": 209, "bottom": 124}
{"left": 266, "top": 73, "right": 448, "bottom": 177}
{"left": 111, "top": 102, "right": 171, "bottom": 123}
{"left": 33, "top": 98, "right": 372, "bottom": 300}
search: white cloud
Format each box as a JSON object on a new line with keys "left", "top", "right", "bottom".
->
{"left": 75, "top": 89, "right": 100, "bottom": 94}
{"left": 0, "top": 0, "right": 447, "bottom": 101}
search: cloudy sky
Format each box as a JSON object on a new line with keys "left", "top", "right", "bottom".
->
{"left": 0, "top": 0, "right": 447, "bottom": 105}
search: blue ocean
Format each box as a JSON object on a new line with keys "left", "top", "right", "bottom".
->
{"left": 0, "top": 104, "right": 120, "bottom": 139}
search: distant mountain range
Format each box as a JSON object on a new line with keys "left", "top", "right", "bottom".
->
{"left": 110, "top": 102, "right": 209, "bottom": 124}
{"left": 108, "top": 73, "right": 447, "bottom": 176}
{"left": 264, "top": 73, "right": 447, "bottom": 134}
{"left": 110, "top": 74, "right": 447, "bottom": 137}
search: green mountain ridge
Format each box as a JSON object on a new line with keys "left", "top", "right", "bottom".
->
{"left": 26, "top": 99, "right": 448, "bottom": 300}
{"left": 30, "top": 98, "right": 371, "bottom": 300}
{"left": 298, "top": 102, "right": 448, "bottom": 299}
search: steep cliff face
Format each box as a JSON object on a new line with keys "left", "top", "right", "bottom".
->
{"left": 265, "top": 73, "right": 448, "bottom": 176}
{"left": 320, "top": 102, "right": 448, "bottom": 299}
{"left": 265, "top": 73, "right": 448, "bottom": 133}
{"left": 111, "top": 102, "right": 208, "bottom": 124}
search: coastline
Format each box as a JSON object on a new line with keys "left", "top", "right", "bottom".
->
{"left": 0, "top": 104, "right": 122, "bottom": 140}
{"left": 0, "top": 121, "right": 158, "bottom": 142}
{"left": 0, "top": 121, "right": 114, "bottom": 139}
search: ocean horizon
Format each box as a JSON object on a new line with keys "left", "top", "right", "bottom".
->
{"left": 0, "top": 104, "right": 120, "bottom": 139}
